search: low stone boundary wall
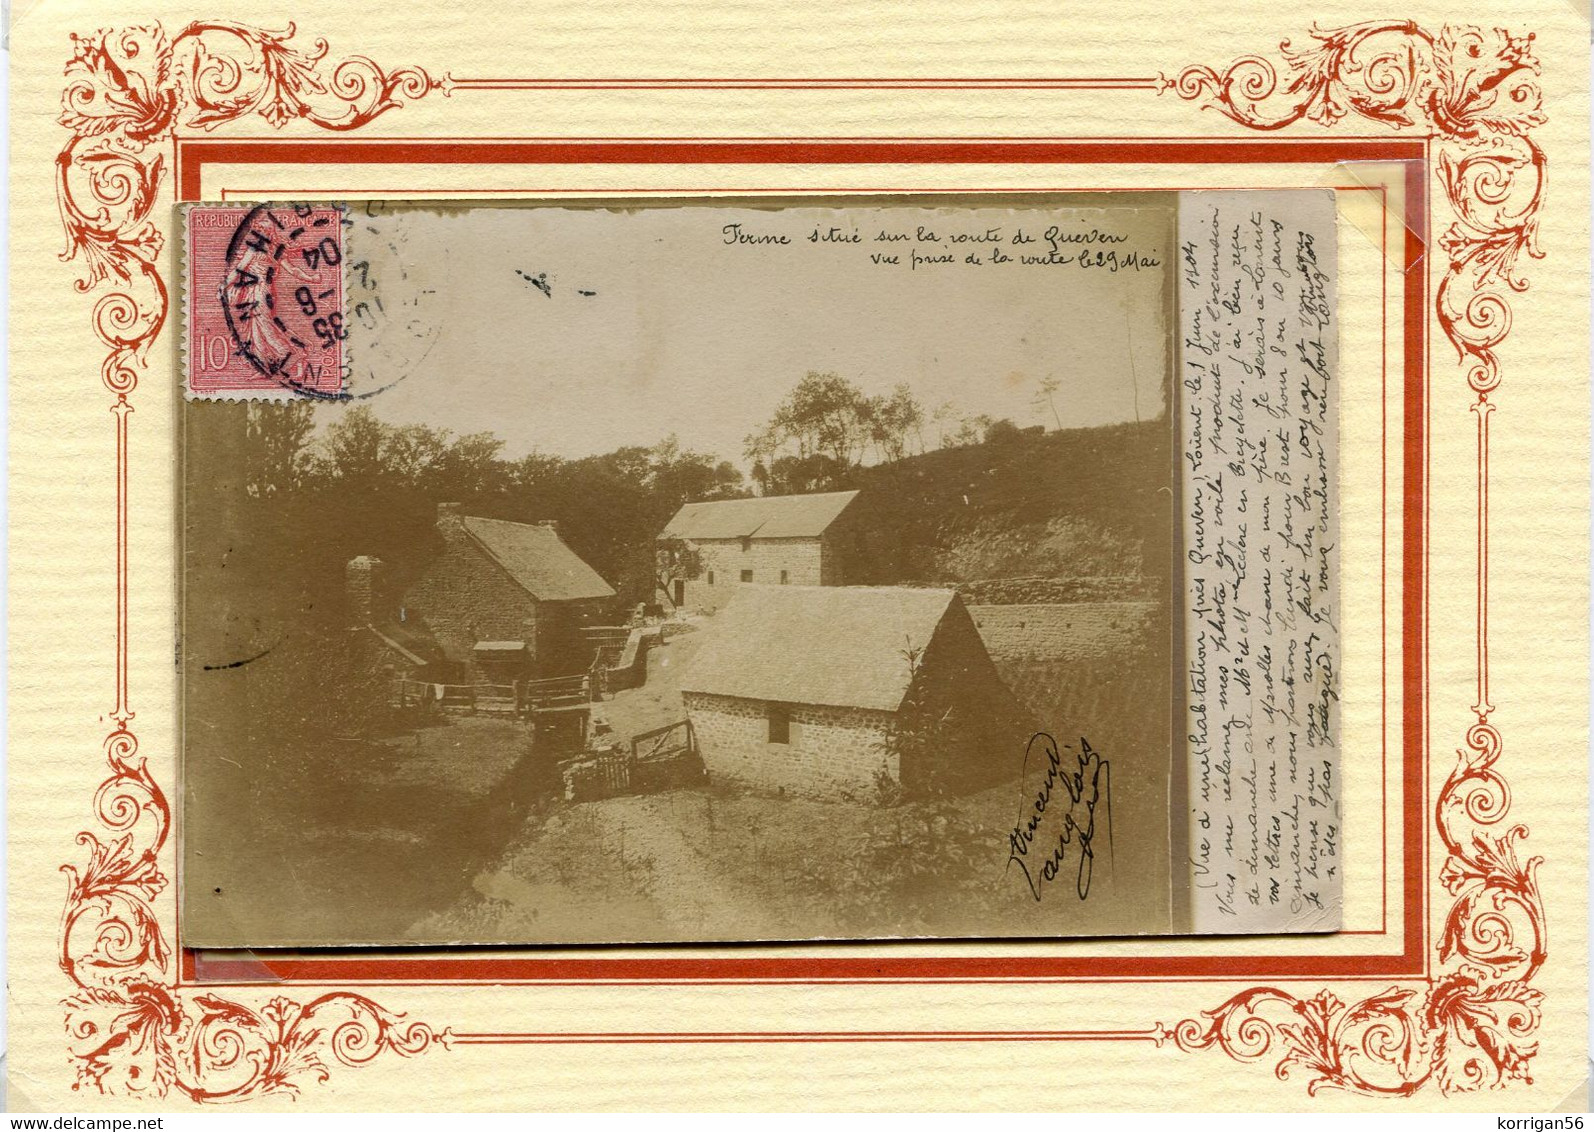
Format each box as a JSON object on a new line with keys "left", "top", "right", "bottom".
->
{"left": 967, "top": 601, "right": 1161, "bottom": 662}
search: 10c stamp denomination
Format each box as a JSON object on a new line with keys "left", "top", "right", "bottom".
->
{"left": 185, "top": 202, "right": 348, "bottom": 399}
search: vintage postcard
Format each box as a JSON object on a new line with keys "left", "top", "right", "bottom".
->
{"left": 9, "top": 0, "right": 1586, "bottom": 1113}
{"left": 178, "top": 193, "right": 1338, "bottom": 947}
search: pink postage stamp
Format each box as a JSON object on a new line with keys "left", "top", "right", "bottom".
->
{"left": 184, "top": 202, "right": 348, "bottom": 399}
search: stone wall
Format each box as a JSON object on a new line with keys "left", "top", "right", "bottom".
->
{"left": 954, "top": 575, "right": 1159, "bottom": 605}
{"left": 967, "top": 602, "right": 1161, "bottom": 662}
{"left": 536, "top": 598, "right": 612, "bottom": 676}
{"left": 679, "top": 537, "right": 824, "bottom": 611}
{"left": 966, "top": 601, "right": 1171, "bottom": 772}
{"left": 684, "top": 690, "right": 899, "bottom": 802}
{"left": 604, "top": 625, "right": 656, "bottom": 692}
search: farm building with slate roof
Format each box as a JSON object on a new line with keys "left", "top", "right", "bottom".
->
{"left": 656, "top": 490, "right": 865, "bottom": 612}
{"left": 349, "top": 503, "right": 617, "bottom": 684}
{"left": 681, "top": 584, "right": 1029, "bottom": 802}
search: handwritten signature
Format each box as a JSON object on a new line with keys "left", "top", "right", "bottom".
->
{"left": 1006, "top": 733, "right": 1113, "bottom": 901}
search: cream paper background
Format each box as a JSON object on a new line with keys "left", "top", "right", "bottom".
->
{"left": 7, "top": 0, "right": 1588, "bottom": 1111}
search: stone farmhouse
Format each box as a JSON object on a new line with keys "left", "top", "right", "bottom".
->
{"left": 680, "top": 585, "right": 1027, "bottom": 802}
{"left": 348, "top": 502, "right": 616, "bottom": 684}
{"left": 656, "top": 489, "right": 863, "bottom": 612}
{"left": 345, "top": 554, "right": 447, "bottom": 679}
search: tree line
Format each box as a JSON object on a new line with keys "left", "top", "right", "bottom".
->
{"left": 204, "top": 401, "right": 747, "bottom": 631}
{"left": 743, "top": 371, "right": 1032, "bottom": 495}
{"left": 198, "top": 369, "right": 1041, "bottom": 632}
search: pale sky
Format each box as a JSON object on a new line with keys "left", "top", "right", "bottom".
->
{"left": 321, "top": 202, "right": 1172, "bottom": 464}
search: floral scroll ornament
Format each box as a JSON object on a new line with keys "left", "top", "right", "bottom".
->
{"left": 56, "top": 15, "right": 1551, "bottom": 1106}
{"left": 1170, "top": 22, "right": 1546, "bottom": 1095}
{"left": 58, "top": 23, "right": 445, "bottom": 1099}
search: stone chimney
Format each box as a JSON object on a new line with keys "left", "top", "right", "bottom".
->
{"left": 437, "top": 502, "right": 465, "bottom": 539}
{"left": 345, "top": 556, "right": 384, "bottom": 626}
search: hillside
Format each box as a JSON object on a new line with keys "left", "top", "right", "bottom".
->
{"left": 840, "top": 418, "right": 1174, "bottom": 595}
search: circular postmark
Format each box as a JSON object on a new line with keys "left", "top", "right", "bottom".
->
{"left": 338, "top": 200, "right": 448, "bottom": 401}
{"left": 215, "top": 200, "right": 444, "bottom": 401}
{"left": 219, "top": 201, "right": 351, "bottom": 399}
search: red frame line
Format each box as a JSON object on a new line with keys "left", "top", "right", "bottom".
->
{"left": 218, "top": 184, "right": 1381, "bottom": 199}
{"left": 443, "top": 1027, "right": 1171, "bottom": 1045}
{"left": 175, "top": 138, "right": 1427, "bottom": 200}
{"left": 175, "top": 136, "right": 1426, "bottom": 985}
{"left": 205, "top": 178, "right": 1393, "bottom": 940}
{"left": 444, "top": 78, "right": 1167, "bottom": 91}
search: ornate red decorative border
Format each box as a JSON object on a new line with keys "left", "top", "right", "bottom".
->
{"left": 53, "top": 19, "right": 1546, "bottom": 1101}
{"left": 57, "top": 23, "right": 445, "bottom": 1100}
{"left": 1169, "top": 20, "right": 1546, "bottom": 1095}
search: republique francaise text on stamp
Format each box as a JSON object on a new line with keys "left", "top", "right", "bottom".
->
{"left": 184, "top": 202, "right": 348, "bottom": 399}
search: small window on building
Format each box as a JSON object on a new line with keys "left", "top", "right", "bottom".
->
{"left": 780, "top": 569, "right": 790, "bottom": 584}
{"left": 740, "top": 569, "right": 753, "bottom": 583}
{"left": 707, "top": 570, "right": 715, "bottom": 585}
{"left": 767, "top": 702, "right": 790, "bottom": 744}
{"left": 740, "top": 536, "right": 752, "bottom": 553}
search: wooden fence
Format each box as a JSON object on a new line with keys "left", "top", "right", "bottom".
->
{"left": 391, "top": 674, "right": 592, "bottom": 716}
{"left": 630, "top": 718, "right": 695, "bottom": 762}
{"left": 562, "top": 719, "right": 700, "bottom": 802}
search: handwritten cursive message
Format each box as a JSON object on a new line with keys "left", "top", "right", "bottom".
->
{"left": 1006, "top": 733, "right": 1113, "bottom": 902}
{"left": 719, "top": 215, "right": 1163, "bottom": 274}
{"left": 1179, "top": 190, "right": 1342, "bottom": 933}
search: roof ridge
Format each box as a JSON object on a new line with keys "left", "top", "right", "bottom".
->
{"left": 736, "top": 581, "right": 956, "bottom": 597}
{"left": 685, "top": 487, "right": 859, "bottom": 503}
{"left": 680, "top": 582, "right": 962, "bottom": 711}
{"left": 463, "top": 513, "right": 549, "bottom": 530}
{"left": 364, "top": 625, "right": 428, "bottom": 667}
{"left": 457, "top": 516, "right": 615, "bottom": 602}
{"left": 660, "top": 489, "right": 861, "bottom": 540}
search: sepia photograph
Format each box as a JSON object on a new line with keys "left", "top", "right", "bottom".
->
{"left": 14, "top": 0, "right": 1586, "bottom": 1110}
{"left": 180, "top": 198, "right": 1183, "bottom": 946}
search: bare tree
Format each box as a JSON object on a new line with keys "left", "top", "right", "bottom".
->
{"left": 655, "top": 537, "right": 705, "bottom": 608}
{"left": 1032, "top": 374, "right": 1063, "bottom": 430}
{"left": 931, "top": 400, "right": 960, "bottom": 448}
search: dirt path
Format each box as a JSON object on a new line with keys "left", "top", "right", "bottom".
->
{"left": 444, "top": 789, "right": 775, "bottom": 942}
{"left": 599, "top": 793, "right": 751, "bottom": 937}
{"left": 592, "top": 626, "right": 703, "bottom": 744}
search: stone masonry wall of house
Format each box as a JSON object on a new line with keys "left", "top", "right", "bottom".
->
{"left": 898, "top": 602, "right": 1033, "bottom": 794}
{"left": 403, "top": 538, "right": 540, "bottom": 670}
{"left": 819, "top": 516, "right": 867, "bottom": 585}
{"left": 681, "top": 537, "right": 823, "bottom": 611}
{"left": 537, "top": 599, "right": 612, "bottom": 677}
{"left": 684, "top": 690, "right": 899, "bottom": 802}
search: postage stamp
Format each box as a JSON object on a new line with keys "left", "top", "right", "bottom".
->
{"left": 184, "top": 202, "right": 349, "bottom": 399}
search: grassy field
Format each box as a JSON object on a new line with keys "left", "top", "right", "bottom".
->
{"left": 188, "top": 575, "right": 1174, "bottom": 946}
{"left": 844, "top": 419, "right": 1173, "bottom": 587}
{"left": 414, "top": 739, "right": 1171, "bottom": 946}
{"left": 184, "top": 715, "right": 551, "bottom": 946}
{"left": 403, "top": 591, "right": 1175, "bottom": 944}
